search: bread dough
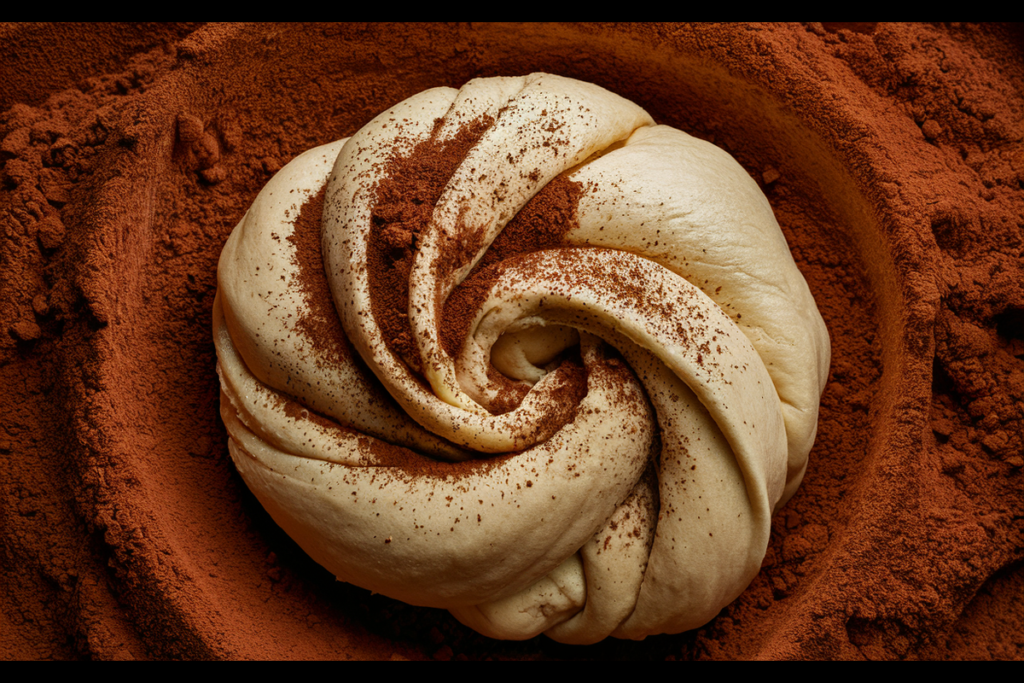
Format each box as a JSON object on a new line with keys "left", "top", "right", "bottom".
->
{"left": 214, "top": 73, "right": 830, "bottom": 643}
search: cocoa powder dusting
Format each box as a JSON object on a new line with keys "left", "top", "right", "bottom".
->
{"left": 2, "top": 23, "right": 1022, "bottom": 660}
{"left": 360, "top": 435, "right": 517, "bottom": 481}
{"left": 289, "top": 185, "right": 353, "bottom": 367}
{"left": 367, "top": 115, "right": 493, "bottom": 373}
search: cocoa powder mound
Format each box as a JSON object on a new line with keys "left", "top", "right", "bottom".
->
{"left": 1, "top": 23, "right": 1021, "bottom": 660}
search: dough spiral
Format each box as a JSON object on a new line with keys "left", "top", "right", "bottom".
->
{"left": 214, "top": 73, "right": 830, "bottom": 643}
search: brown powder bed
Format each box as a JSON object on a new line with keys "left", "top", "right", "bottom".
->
{"left": 1, "top": 22, "right": 1021, "bottom": 660}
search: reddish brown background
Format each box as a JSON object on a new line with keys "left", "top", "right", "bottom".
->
{"left": 1, "top": 23, "right": 1022, "bottom": 660}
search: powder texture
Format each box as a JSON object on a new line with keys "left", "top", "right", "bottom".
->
{"left": 1, "top": 22, "right": 1022, "bottom": 660}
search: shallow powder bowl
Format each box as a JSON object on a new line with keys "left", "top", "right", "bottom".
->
{"left": 27, "top": 23, "right": 1020, "bottom": 659}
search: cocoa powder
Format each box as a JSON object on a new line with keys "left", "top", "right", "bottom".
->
{"left": 368, "top": 115, "right": 494, "bottom": 373}
{"left": 1, "top": 23, "right": 1022, "bottom": 660}
{"left": 290, "top": 186, "right": 353, "bottom": 369}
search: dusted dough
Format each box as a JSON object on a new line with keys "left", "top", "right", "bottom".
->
{"left": 215, "top": 73, "right": 830, "bottom": 643}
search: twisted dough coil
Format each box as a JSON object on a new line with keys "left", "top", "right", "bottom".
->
{"left": 214, "top": 74, "right": 830, "bottom": 643}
